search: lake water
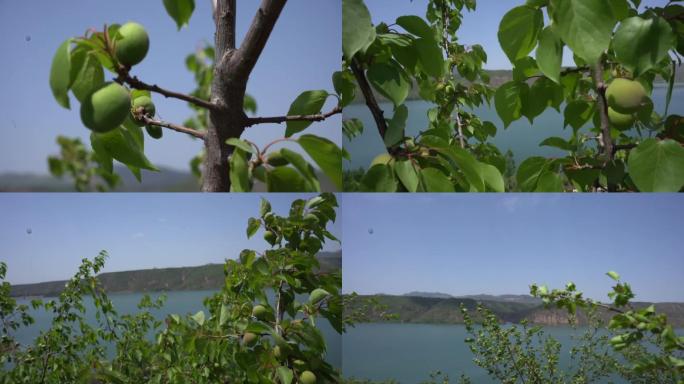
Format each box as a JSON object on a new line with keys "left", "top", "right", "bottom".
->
{"left": 14, "top": 290, "right": 341, "bottom": 368}
{"left": 343, "top": 323, "right": 626, "bottom": 383}
{"left": 343, "top": 86, "right": 684, "bottom": 170}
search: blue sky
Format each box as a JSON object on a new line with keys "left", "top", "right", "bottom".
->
{"left": 342, "top": 194, "right": 684, "bottom": 302}
{"left": 0, "top": 0, "right": 340, "bottom": 173}
{"left": 365, "top": 0, "right": 667, "bottom": 70}
{"left": 0, "top": 193, "right": 341, "bottom": 285}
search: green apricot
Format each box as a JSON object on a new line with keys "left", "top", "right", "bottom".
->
{"left": 608, "top": 107, "right": 635, "bottom": 130}
{"left": 299, "top": 370, "right": 316, "bottom": 384}
{"left": 266, "top": 150, "right": 290, "bottom": 166}
{"left": 115, "top": 22, "right": 150, "bottom": 66}
{"left": 145, "top": 125, "right": 163, "bottom": 139}
{"left": 308, "top": 288, "right": 330, "bottom": 305}
{"left": 132, "top": 96, "right": 155, "bottom": 119}
{"left": 242, "top": 332, "right": 258, "bottom": 347}
{"left": 80, "top": 82, "right": 131, "bottom": 133}
{"left": 273, "top": 346, "right": 286, "bottom": 359}
{"left": 370, "top": 153, "right": 394, "bottom": 168}
{"left": 264, "top": 230, "right": 277, "bottom": 245}
{"left": 252, "top": 304, "right": 269, "bottom": 320}
{"left": 605, "top": 78, "right": 647, "bottom": 114}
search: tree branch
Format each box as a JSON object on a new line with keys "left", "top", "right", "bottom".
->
{"left": 229, "top": 0, "right": 287, "bottom": 80}
{"left": 527, "top": 66, "right": 590, "bottom": 80}
{"left": 350, "top": 58, "right": 389, "bottom": 140}
{"left": 244, "top": 105, "right": 342, "bottom": 127}
{"left": 142, "top": 116, "right": 206, "bottom": 140}
{"left": 117, "top": 72, "right": 219, "bottom": 111}
{"left": 591, "top": 61, "right": 614, "bottom": 160}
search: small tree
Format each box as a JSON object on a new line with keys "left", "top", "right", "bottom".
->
{"left": 0, "top": 193, "right": 342, "bottom": 383}
{"left": 49, "top": 0, "right": 343, "bottom": 192}
{"left": 343, "top": 0, "right": 684, "bottom": 192}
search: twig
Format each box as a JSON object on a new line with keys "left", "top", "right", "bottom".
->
{"left": 118, "top": 72, "right": 219, "bottom": 111}
{"left": 350, "top": 58, "right": 389, "bottom": 140}
{"left": 591, "top": 60, "right": 614, "bottom": 160}
{"left": 245, "top": 106, "right": 342, "bottom": 127}
{"left": 143, "top": 116, "right": 206, "bottom": 140}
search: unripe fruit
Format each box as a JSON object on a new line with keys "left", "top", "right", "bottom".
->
{"left": 299, "top": 370, "right": 316, "bottom": 384}
{"left": 131, "top": 96, "right": 156, "bottom": 123}
{"left": 115, "top": 22, "right": 150, "bottom": 67}
{"left": 252, "top": 304, "right": 268, "bottom": 320}
{"left": 273, "top": 346, "right": 285, "bottom": 359}
{"left": 605, "top": 78, "right": 647, "bottom": 114}
{"left": 370, "top": 153, "right": 394, "bottom": 168}
{"left": 405, "top": 138, "right": 416, "bottom": 151}
{"left": 80, "top": 82, "right": 131, "bottom": 133}
{"left": 608, "top": 107, "right": 635, "bottom": 130}
{"left": 264, "top": 230, "right": 277, "bottom": 245}
{"left": 146, "top": 125, "right": 163, "bottom": 139}
{"left": 266, "top": 150, "right": 289, "bottom": 166}
{"left": 242, "top": 332, "right": 258, "bottom": 347}
{"left": 308, "top": 288, "right": 330, "bottom": 305}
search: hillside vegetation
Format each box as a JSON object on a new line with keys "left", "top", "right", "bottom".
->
{"left": 346, "top": 294, "right": 684, "bottom": 327}
{"left": 10, "top": 251, "right": 340, "bottom": 297}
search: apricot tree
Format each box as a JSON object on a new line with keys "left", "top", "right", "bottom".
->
{"left": 49, "top": 0, "right": 343, "bottom": 192}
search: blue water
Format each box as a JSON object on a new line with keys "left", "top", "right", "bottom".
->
{"left": 343, "top": 86, "right": 684, "bottom": 170}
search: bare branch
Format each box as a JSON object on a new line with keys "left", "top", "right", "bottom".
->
{"left": 230, "top": 0, "right": 287, "bottom": 80}
{"left": 245, "top": 106, "right": 342, "bottom": 127}
{"left": 350, "top": 58, "right": 389, "bottom": 140}
{"left": 118, "top": 72, "right": 219, "bottom": 111}
{"left": 142, "top": 116, "right": 206, "bottom": 140}
{"left": 591, "top": 61, "right": 614, "bottom": 161}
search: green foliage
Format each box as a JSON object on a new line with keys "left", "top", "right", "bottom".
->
{"left": 0, "top": 194, "right": 343, "bottom": 383}
{"left": 47, "top": 136, "right": 120, "bottom": 192}
{"left": 162, "top": 0, "right": 195, "bottom": 30}
{"left": 530, "top": 273, "right": 684, "bottom": 382}
{"left": 345, "top": 0, "right": 684, "bottom": 192}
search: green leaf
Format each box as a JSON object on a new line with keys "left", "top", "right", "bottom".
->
{"left": 225, "top": 138, "right": 254, "bottom": 154}
{"left": 516, "top": 156, "right": 548, "bottom": 191}
{"left": 536, "top": 27, "right": 563, "bottom": 83}
{"left": 628, "top": 139, "right": 684, "bottom": 192}
{"left": 549, "top": 0, "right": 616, "bottom": 64}
{"left": 91, "top": 128, "right": 157, "bottom": 171}
{"left": 267, "top": 167, "right": 308, "bottom": 192}
{"left": 498, "top": 5, "right": 543, "bottom": 63}
{"left": 609, "top": 0, "right": 631, "bottom": 21}
{"left": 276, "top": 366, "right": 293, "bottom": 384}
{"left": 434, "top": 147, "right": 485, "bottom": 192}
{"left": 360, "top": 164, "right": 397, "bottom": 192}
{"left": 243, "top": 94, "right": 257, "bottom": 115}
{"left": 540, "top": 136, "right": 574, "bottom": 151}
{"left": 613, "top": 16, "right": 676, "bottom": 77}
{"left": 246, "top": 217, "right": 260, "bottom": 238}
{"left": 420, "top": 168, "right": 455, "bottom": 192}
{"left": 343, "top": 118, "right": 364, "bottom": 140}
{"left": 607, "top": 271, "right": 621, "bottom": 281}
{"left": 285, "top": 90, "right": 329, "bottom": 137}
{"left": 332, "top": 70, "right": 356, "bottom": 108}
{"left": 219, "top": 304, "right": 230, "bottom": 327}
{"left": 495, "top": 81, "right": 525, "bottom": 128}
{"left": 564, "top": 100, "right": 594, "bottom": 130}
{"left": 414, "top": 38, "right": 444, "bottom": 78}
{"left": 71, "top": 53, "right": 104, "bottom": 103}
{"left": 163, "top": 0, "right": 195, "bottom": 29}
{"left": 394, "top": 160, "right": 419, "bottom": 192}
{"left": 479, "top": 163, "right": 505, "bottom": 192}
{"left": 298, "top": 134, "right": 343, "bottom": 190}
{"left": 384, "top": 105, "right": 408, "bottom": 147}
{"left": 280, "top": 148, "right": 320, "bottom": 191}
{"left": 229, "top": 148, "right": 251, "bottom": 192}
{"left": 535, "top": 170, "right": 565, "bottom": 191}
{"left": 343, "top": 0, "right": 374, "bottom": 59}
{"left": 396, "top": 15, "right": 434, "bottom": 40}
{"left": 49, "top": 39, "right": 72, "bottom": 109}
{"left": 367, "top": 62, "right": 410, "bottom": 107}
{"left": 191, "top": 310, "right": 205, "bottom": 326}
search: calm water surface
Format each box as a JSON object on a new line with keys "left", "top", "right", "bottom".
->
{"left": 344, "top": 86, "right": 684, "bottom": 170}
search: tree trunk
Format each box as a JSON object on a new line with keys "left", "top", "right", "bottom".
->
{"left": 202, "top": 0, "right": 286, "bottom": 192}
